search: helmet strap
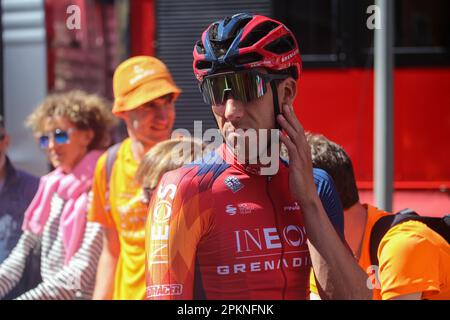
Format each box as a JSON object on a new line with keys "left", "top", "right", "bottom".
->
{"left": 270, "top": 81, "right": 282, "bottom": 130}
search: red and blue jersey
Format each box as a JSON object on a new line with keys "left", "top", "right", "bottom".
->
{"left": 145, "top": 143, "right": 343, "bottom": 300}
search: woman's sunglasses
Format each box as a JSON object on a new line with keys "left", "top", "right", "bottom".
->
{"left": 39, "top": 128, "right": 74, "bottom": 149}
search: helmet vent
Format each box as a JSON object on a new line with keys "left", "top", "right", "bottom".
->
{"left": 238, "top": 21, "right": 280, "bottom": 48}
{"left": 195, "top": 41, "right": 206, "bottom": 54}
{"left": 263, "top": 34, "right": 296, "bottom": 54}
{"left": 233, "top": 52, "right": 263, "bottom": 65}
{"left": 223, "top": 16, "right": 232, "bottom": 27}
{"left": 208, "top": 23, "right": 220, "bottom": 41}
{"left": 196, "top": 60, "right": 213, "bottom": 70}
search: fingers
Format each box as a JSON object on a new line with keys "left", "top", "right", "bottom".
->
{"left": 281, "top": 104, "right": 304, "bottom": 134}
{"left": 279, "top": 132, "right": 298, "bottom": 161}
{"left": 279, "top": 131, "right": 294, "bottom": 149}
{"left": 277, "top": 104, "right": 307, "bottom": 149}
{"left": 277, "top": 113, "right": 297, "bottom": 139}
{"left": 277, "top": 104, "right": 311, "bottom": 164}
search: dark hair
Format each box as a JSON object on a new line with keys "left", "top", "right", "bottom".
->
{"left": 306, "top": 133, "right": 360, "bottom": 209}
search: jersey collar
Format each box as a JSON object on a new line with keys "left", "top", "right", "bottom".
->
{"left": 218, "top": 143, "right": 286, "bottom": 176}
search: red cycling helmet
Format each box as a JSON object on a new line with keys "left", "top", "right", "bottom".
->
{"left": 193, "top": 13, "right": 302, "bottom": 83}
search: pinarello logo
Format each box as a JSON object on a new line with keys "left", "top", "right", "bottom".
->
{"left": 147, "top": 284, "right": 183, "bottom": 298}
{"left": 283, "top": 202, "right": 300, "bottom": 212}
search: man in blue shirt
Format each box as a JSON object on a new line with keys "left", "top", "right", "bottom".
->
{"left": 0, "top": 115, "right": 39, "bottom": 263}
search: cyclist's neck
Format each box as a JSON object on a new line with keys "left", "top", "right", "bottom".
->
{"left": 221, "top": 143, "right": 282, "bottom": 176}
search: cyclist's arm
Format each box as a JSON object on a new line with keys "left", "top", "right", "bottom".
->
{"left": 278, "top": 103, "right": 371, "bottom": 300}
{"left": 311, "top": 169, "right": 364, "bottom": 299}
{"left": 146, "top": 170, "right": 206, "bottom": 300}
{"left": 304, "top": 182, "right": 370, "bottom": 300}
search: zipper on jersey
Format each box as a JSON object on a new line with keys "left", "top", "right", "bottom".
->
{"left": 266, "top": 175, "right": 288, "bottom": 300}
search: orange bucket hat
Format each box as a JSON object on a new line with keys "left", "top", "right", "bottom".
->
{"left": 112, "top": 56, "right": 181, "bottom": 114}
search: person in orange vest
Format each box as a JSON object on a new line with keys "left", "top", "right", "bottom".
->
{"left": 89, "top": 56, "right": 181, "bottom": 300}
{"left": 307, "top": 133, "right": 450, "bottom": 300}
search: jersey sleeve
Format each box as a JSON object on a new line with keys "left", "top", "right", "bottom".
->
{"left": 313, "top": 168, "right": 345, "bottom": 239}
{"left": 310, "top": 169, "right": 348, "bottom": 298}
{"left": 87, "top": 153, "right": 115, "bottom": 228}
{"left": 378, "top": 222, "right": 441, "bottom": 300}
{"left": 145, "top": 167, "right": 210, "bottom": 300}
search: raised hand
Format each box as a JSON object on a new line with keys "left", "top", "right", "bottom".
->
{"left": 277, "top": 104, "right": 317, "bottom": 206}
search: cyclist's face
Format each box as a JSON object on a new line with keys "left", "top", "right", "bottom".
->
{"left": 211, "top": 75, "right": 277, "bottom": 156}
{"left": 216, "top": 92, "right": 274, "bottom": 137}
{"left": 210, "top": 71, "right": 297, "bottom": 161}
{"left": 41, "top": 116, "right": 93, "bottom": 173}
{"left": 122, "top": 94, "right": 175, "bottom": 149}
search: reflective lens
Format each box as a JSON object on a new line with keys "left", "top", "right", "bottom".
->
{"left": 39, "top": 135, "right": 50, "bottom": 149}
{"left": 39, "top": 128, "right": 72, "bottom": 149}
{"left": 200, "top": 70, "right": 288, "bottom": 106}
{"left": 54, "top": 129, "right": 70, "bottom": 145}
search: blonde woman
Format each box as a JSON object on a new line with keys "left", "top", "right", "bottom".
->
{"left": 0, "top": 90, "right": 116, "bottom": 300}
{"left": 135, "top": 137, "right": 207, "bottom": 203}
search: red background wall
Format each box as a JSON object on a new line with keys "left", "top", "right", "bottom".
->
{"left": 295, "top": 68, "right": 450, "bottom": 190}
{"left": 45, "top": 1, "right": 449, "bottom": 193}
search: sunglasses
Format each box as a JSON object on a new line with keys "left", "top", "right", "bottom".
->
{"left": 39, "top": 128, "right": 74, "bottom": 149}
{"left": 199, "top": 69, "right": 289, "bottom": 106}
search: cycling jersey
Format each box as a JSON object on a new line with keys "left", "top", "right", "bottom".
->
{"left": 145, "top": 143, "right": 344, "bottom": 300}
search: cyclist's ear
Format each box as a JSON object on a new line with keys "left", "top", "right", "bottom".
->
{"left": 276, "top": 77, "right": 297, "bottom": 108}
